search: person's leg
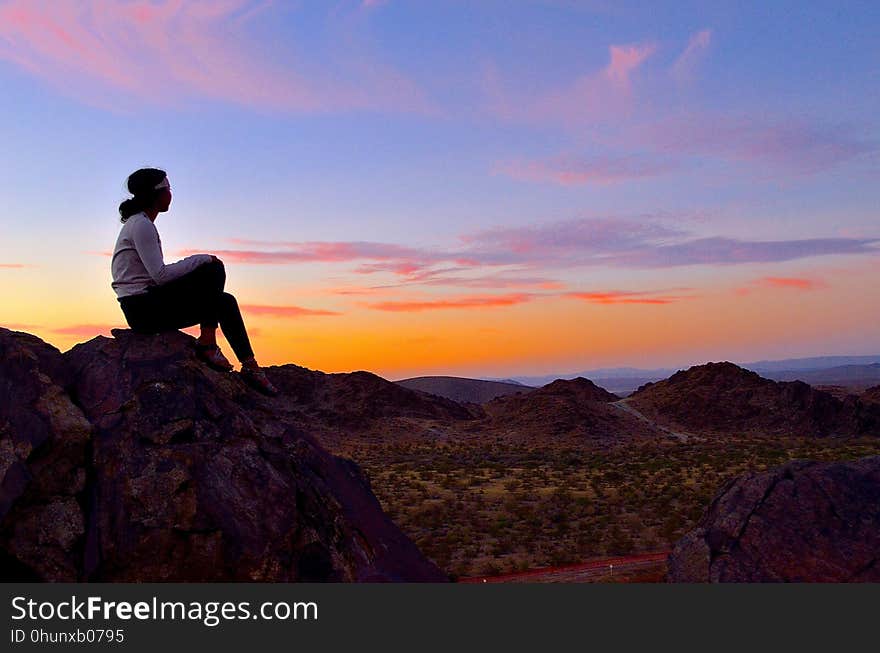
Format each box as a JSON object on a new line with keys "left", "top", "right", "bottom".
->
{"left": 216, "top": 291, "right": 256, "bottom": 364}
{"left": 216, "top": 292, "right": 278, "bottom": 395}
{"left": 121, "top": 260, "right": 226, "bottom": 334}
{"left": 192, "top": 260, "right": 226, "bottom": 346}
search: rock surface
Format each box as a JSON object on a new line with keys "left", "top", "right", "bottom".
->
{"left": 863, "top": 385, "right": 880, "bottom": 405}
{"left": 668, "top": 455, "right": 880, "bottom": 582}
{"left": 0, "top": 329, "right": 91, "bottom": 580}
{"left": 0, "top": 326, "right": 447, "bottom": 582}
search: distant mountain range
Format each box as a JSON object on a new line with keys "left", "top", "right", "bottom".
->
{"left": 475, "top": 355, "right": 880, "bottom": 388}
{"left": 462, "top": 355, "right": 880, "bottom": 396}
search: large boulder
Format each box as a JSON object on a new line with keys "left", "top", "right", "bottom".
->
{"left": 0, "top": 326, "right": 446, "bottom": 581}
{"left": 668, "top": 456, "right": 880, "bottom": 582}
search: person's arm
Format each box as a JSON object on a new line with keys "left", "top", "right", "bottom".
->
{"left": 129, "top": 217, "right": 214, "bottom": 285}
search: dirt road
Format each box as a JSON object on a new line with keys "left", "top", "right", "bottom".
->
{"left": 610, "top": 398, "right": 690, "bottom": 442}
{"left": 458, "top": 551, "right": 670, "bottom": 583}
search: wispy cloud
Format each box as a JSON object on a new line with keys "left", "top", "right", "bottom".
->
{"left": 492, "top": 153, "right": 677, "bottom": 185}
{"left": 359, "top": 284, "right": 697, "bottom": 311}
{"left": 603, "top": 236, "right": 880, "bottom": 269}
{"left": 635, "top": 115, "right": 876, "bottom": 175}
{"left": 671, "top": 29, "right": 712, "bottom": 84}
{"left": 458, "top": 216, "right": 688, "bottom": 259}
{"left": 564, "top": 288, "right": 697, "bottom": 304}
{"left": 0, "top": 0, "right": 432, "bottom": 114}
{"left": 193, "top": 217, "right": 880, "bottom": 283}
{"left": 0, "top": 263, "right": 31, "bottom": 268}
{"left": 240, "top": 304, "right": 342, "bottom": 317}
{"left": 481, "top": 41, "right": 656, "bottom": 127}
{"left": 325, "top": 285, "right": 391, "bottom": 296}
{"left": 735, "top": 275, "right": 828, "bottom": 296}
{"left": 339, "top": 271, "right": 566, "bottom": 292}
{"left": 379, "top": 274, "right": 566, "bottom": 290}
{"left": 362, "top": 292, "right": 536, "bottom": 312}
{"left": 758, "top": 276, "right": 827, "bottom": 290}
{"left": 190, "top": 237, "right": 492, "bottom": 272}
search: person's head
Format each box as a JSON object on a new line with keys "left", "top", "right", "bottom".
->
{"left": 118, "top": 167, "right": 172, "bottom": 222}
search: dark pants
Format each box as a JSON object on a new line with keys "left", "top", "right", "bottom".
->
{"left": 118, "top": 260, "right": 255, "bottom": 362}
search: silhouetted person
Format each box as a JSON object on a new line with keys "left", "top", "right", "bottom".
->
{"left": 111, "top": 167, "right": 278, "bottom": 396}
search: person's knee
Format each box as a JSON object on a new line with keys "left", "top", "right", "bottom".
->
{"left": 220, "top": 291, "right": 238, "bottom": 308}
{"left": 202, "top": 259, "right": 225, "bottom": 289}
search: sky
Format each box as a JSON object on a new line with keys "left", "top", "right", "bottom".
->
{"left": 1, "top": 0, "right": 878, "bottom": 381}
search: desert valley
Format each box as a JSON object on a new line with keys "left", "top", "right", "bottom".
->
{"left": 3, "top": 326, "right": 880, "bottom": 582}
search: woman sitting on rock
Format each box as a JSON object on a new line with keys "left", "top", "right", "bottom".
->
{"left": 110, "top": 167, "right": 278, "bottom": 396}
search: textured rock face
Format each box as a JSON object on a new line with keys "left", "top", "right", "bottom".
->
{"left": 668, "top": 456, "right": 880, "bottom": 582}
{"left": 629, "top": 361, "right": 880, "bottom": 437}
{"left": 863, "top": 385, "right": 880, "bottom": 405}
{"left": 0, "top": 326, "right": 446, "bottom": 582}
{"left": 0, "top": 329, "right": 91, "bottom": 580}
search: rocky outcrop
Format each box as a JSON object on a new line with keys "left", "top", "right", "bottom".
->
{"left": 478, "top": 377, "right": 656, "bottom": 441}
{"left": 0, "top": 326, "right": 447, "bottom": 582}
{"left": 629, "top": 361, "right": 880, "bottom": 437}
{"left": 394, "top": 375, "right": 536, "bottom": 404}
{"left": 863, "top": 385, "right": 880, "bottom": 405}
{"left": 668, "top": 456, "right": 880, "bottom": 582}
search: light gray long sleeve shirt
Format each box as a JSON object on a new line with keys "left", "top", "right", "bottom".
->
{"left": 110, "top": 211, "right": 214, "bottom": 299}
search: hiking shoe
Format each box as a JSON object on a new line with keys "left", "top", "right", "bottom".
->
{"left": 240, "top": 365, "right": 279, "bottom": 396}
{"left": 194, "top": 343, "right": 234, "bottom": 372}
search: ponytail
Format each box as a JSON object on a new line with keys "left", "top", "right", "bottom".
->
{"left": 119, "top": 196, "right": 147, "bottom": 222}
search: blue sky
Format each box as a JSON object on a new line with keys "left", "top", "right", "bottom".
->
{"left": 1, "top": 1, "right": 878, "bottom": 378}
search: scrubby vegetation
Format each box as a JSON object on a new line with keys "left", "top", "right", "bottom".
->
{"left": 338, "top": 436, "right": 880, "bottom": 579}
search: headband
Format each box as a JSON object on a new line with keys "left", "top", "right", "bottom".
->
{"left": 154, "top": 177, "right": 170, "bottom": 190}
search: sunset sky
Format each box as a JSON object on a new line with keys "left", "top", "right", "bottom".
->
{"left": 1, "top": 0, "right": 878, "bottom": 380}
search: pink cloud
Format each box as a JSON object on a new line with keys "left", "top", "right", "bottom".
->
{"left": 0, "top": 0, "right": 433, "bottom": 114}
{"left": 482, "top": 41, "right": 656, "bottom": 127}
{"left": 492, "top": 153, "right": 677, "bottom": 185}
{"left": 605, "top": 43, "right": 656, "bottom": 85}
{"left": 382, "top": 274, "right": 566, "bottom": 290}
{"left": 180, "top": 217, "right": 879, "bottom": 284}
{"left": 354, "top": 261, "right": 434, "bottom": 276}
{"left": 671, "top": 29, "right": 712, "bottom": 83}
{"left": 339, "top": 272, "right": 566, "bottom": 292}
{"left": 181, "top": 240, "right": 491, "bottom": 276}
{"left": 0, "top": 263, "right": 29, "bottom": 268}
{"left": 363, "top": 292, "right": 535, "bottom": 312}
{"left": 736, "top": 276, "right": 828, "bottom": 296}
{"left": 326, "top": 285, "right": 389, "bottom": 296}
{"left": 564, "top": 289, "right": 696, "bottom": 305}
{"left": 458, "top": 216, "right": 687, "bottom": 258}
{"left": 759, "top": 276, "right": 826, "bottom": 290}
{"left": 240, "top": 304, "right": 342, "bottom": 317}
